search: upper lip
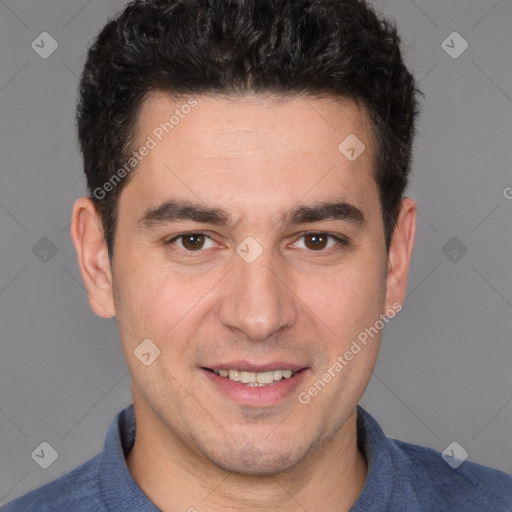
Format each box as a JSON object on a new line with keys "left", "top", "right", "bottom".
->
{"left": 202, "top": 361, "right": 308, "bottom": 373}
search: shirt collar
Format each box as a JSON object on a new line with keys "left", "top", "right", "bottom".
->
{"left": 351, "top": 405, "right": 395, "bottom": 511}
{"left": 97, "top": 404, "right": 401, "bottom": 511}
{"left": 99, "top": 404, "right": 160, "bottom": 511}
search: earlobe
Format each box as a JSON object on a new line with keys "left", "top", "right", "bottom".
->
{"left": 384, "top": 197, "right": 416, "bottom": 312}
{"left": 70, "top": 197, "right": 116, "bottom": 318}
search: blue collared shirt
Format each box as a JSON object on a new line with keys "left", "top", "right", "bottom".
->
{"left": 3, "top": 404, "right": 512, "bottom": 511}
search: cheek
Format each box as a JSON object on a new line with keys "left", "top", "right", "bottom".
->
{"left": 114, "top": 251, "right": 216, "bottom": 344}
{"left": 297, "top": 261, "right": 385, "bottom": 339}
{"left": 112, "top": 250, "right": 171, "bottom": 337}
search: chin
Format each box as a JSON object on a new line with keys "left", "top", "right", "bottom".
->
{"left": 200, "top": 442, "right": 308, "bottom": 477}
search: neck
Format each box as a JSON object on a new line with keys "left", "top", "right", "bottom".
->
{"left": 127, "top": 402, "right": 367, "bottom": 512}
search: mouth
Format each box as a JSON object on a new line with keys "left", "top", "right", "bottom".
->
{"left": 200, "top": 363, "right": 310, "bottom": 406}
{"left": 203, "top": 367, "right": 299, "bottom": 387}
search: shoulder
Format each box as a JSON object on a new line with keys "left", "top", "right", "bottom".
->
{"left": 389, "top": 437, "right": 512, "bottom": 510}
{"left": 1, "top": 454, "right": 105, "bottom": 512}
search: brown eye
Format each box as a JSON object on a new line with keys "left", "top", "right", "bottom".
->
{"left": 291, "top": 232, "right": 348, "bottom": 253}
{"left": 166, "top": 232, "right": 217, "bottom": 253}
{"left": 304, "top": 233, "right": 329, "bottom": 250}
{"left": 180, "top": 233, "right": 206, "bottom": 251}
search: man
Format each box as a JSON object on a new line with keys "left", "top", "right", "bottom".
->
{"left": 3, "top": 0, "right": 511, "bottom": 510}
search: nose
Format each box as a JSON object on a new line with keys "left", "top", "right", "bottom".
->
{"left": 218, "top": 245, "right": 298, "bottom": 341}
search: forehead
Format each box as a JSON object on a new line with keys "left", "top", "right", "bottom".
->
{"left": 125, "top": 92, "right": 378, "bottom": 223}
{"left": 136, "top": 91, "right": 374, "bottom": 156}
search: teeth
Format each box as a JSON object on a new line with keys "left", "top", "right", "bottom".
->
{"left": 256, "top": 371, "right": 274, "bottom": 384}
{"left": 212, "top": 368, "right": 298, "bottom": 385}
{"left": 228, "top": 369, "right": 241, "bottom": 381}
{"left": 240, "top": 372, "right": 256, "bottom": 384}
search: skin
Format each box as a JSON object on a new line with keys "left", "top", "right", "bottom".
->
{"left": 71, "top": 92, "right": 416, "bottom": 511}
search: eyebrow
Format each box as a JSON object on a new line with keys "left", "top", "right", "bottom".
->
{"left": 137, "top": 199, "right": 366, "bottom": 231}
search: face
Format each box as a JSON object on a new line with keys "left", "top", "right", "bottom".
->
{"left": 73, "top": 92, "right": 415, "bottom": 476}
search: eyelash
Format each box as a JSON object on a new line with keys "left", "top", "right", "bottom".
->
{"left": 165, "top": 231, "right": 350, "bottom": 256}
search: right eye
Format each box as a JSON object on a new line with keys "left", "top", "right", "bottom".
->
{"left": 165, "top": 232, "right": 217, "bottom": 252}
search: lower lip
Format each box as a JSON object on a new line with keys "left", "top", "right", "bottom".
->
{"left": 201, "top": 368, "right": 309, "bottom": 407}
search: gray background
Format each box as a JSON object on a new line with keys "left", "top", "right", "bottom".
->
{"left": 1, "top": 0, "right": 511, "bottom": 504}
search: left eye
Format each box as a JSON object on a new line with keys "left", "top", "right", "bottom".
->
{"left": 291, "top": 233, "right": 344, "bottom": 251}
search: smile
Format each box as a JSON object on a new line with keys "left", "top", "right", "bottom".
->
{"left": 208, "top": 369, "right": 298, "bottom": 386}
{"left": 201, "top": 366, "right": 309, "bottom": 406}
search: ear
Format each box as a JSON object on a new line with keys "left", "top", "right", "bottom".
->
{"left": 70, "top": 197, "right": 116, "bottom": 318}
{"left": 384, "top": 197, "right": 416, "bottom": 313}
